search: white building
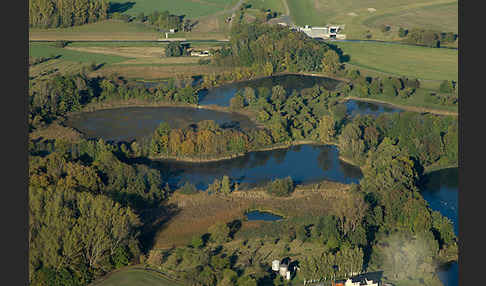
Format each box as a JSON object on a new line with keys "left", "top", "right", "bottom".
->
{"left": 297, "top": 25, "right": 346, "bottom": 39}
{"left": 272, "top": 259, "right": 293, "bottom": 281}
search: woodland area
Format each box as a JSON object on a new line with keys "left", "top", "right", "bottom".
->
{"left": 28, "top": 21, "right": 458, "bottom": 286}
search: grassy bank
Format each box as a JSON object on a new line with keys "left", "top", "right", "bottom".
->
{"left": 343, "top": 96, "right": 458, "bottom": 116}
{"left": 90, "top": 266, "right": 183, "bottom": 286}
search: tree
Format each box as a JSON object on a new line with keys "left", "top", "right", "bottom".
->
{"left": 398, "top": 27, "right": 408, "bottom": 37}
{"left": 321, "top": 50, "right": 340, "bottom": 73}
{"left": 208, "top": 222, "right": 231, "bottom": 244}
{"left": 439, "top": 80, "right": 454, "bottom": 93}
{"left": 230, "top": 93, "right": 245, "bottom": 110}
{"left": 318, "top": 115, "right": 336, "bottom": 143}
{"left": 236, "top": 275, "right": 257, "bottom": 286}
{"left": 221, "top": 175, "right": 231, "bottom": 194}
{"left": 244, "top": 87, "right": 257, "bottom": 106}
{"left": 165, "top": 42, "right": 185, "bottom": 57}
{"left": 266, "top": 177, "right": 294, "bottom": 197}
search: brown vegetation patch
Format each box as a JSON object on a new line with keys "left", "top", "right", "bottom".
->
{"left": 30, "top": 122, "right": 83, "bottom": 143}
{"left": 153, "top": 181, "right": 352, "bottom": 249}
{"left": 91, "top": 65, "right": 232, "bottom": 80}
{"left": 65, "top": 46, "right": 164, "bottom": 59}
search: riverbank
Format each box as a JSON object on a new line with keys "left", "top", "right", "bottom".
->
{"left": 148, "top": 140, "right": 327, "bottom": 163}
{"left": 342, "top": 96, "right": 458, "bottom": 116}
{"left": 423, "top": 163, "right": 459, "bottom": 174}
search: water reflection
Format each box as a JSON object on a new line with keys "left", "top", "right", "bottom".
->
{"left": 198, "top": 74, "right": 342, "bottom": 106}
{"left": 420, "top": 168, "right": 458, "bottom": 286}
{"left": 65, "top": 106, "right": 256, "bottom": 142}
{"left": 345, "top": 100, "right": 402, "bottom": 117}
{"left": 143, "top": 144, "right": 362, "bottom": 190}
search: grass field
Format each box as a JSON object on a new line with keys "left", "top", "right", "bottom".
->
{"left": 90, "top": 267, "right": 183, "bottom": 286}
{"left": 286, "top": 0, "right": 458, "bottom": 40}
{"left": 29, "top": 42, "right": 131, "bottom": 64}
{"left": 334, "top": 41, "right": 458, "bottom": 81}
{"left": 29, "top": 20, "right": 162, "bottom": 41}
{"left": 363, "top": 1, "right": 458, "bottom": 33}
{"left": 247, "top": 0, "right": 286, "bottom": 13}
{"left": 109, "top": 0, "right": 239, "bottom": 18}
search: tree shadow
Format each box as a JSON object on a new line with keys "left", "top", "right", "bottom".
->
{"left": 137, "top": 203, "right": 181, "bottom": 253}
{"left": 327, "top": 43, "right": 351, "bottom": 62}
{"left": 109, "top": 2, "right": 136, "bottom": 14}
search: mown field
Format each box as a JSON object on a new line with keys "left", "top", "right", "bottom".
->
{"left": 29, "top": 42, "right": 131, "bottom": 64}
{"left": 247, "top": 0, "right": 286, "bottom": 13}
{"left": 334, "top": 41, "right": 458, "bottom": 81}
{"left": 109, "top": 0, "right": 239, "bottom": 18}
{"left": 90, "top": 267, "right": 183, "bottom": 286}
{"left": 29, "top": 20, "right": 163, "bottom": 41}
{"left": 363, "top": 1, "right": 458, "bottom": 33}
{"left": 286, "top": 0, "right": 458, "bottom": 40}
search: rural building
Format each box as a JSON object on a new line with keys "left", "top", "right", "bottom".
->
{"left": 190, "top": 50, "right": 210, "bottom": 57}
{"left": 335, "top": 272, "right": 382, "bottom": 286}
{"left": 272, "top": 258, "right": 294, "bottom": 280}
{"left": 292, "top": 24, "right": 346, "bottom": 39}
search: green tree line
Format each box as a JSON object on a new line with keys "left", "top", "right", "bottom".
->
{"left": 29, "top": 0, "right": 109, "bottom": 28}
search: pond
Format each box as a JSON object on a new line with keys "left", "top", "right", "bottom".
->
{"left": 245, "top": 210, "right": 283, "bottom": 221}
{"left": 65, "top": 106, "right": 256, "bottom": 142}
{"left": 420, "top": 167, "right": 459, "bottom": 286}
{"left": 345, "top": 99, "right": 403, "bottom": 117}
{"left": 139, "top": 144, "right": 363, "bottom": 190}
{"left": 198, "top": 74, "right": 343, "bottom": 106}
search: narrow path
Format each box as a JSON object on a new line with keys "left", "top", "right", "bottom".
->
{"left": 281, "top": 0, "right": 290, "bottom": 17}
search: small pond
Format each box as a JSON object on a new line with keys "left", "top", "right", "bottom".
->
{"left": 245, "top": 210, "right": 283, "bottom": 221}
{"left": 65, "top": 106, "right": 256, "bottom": 142}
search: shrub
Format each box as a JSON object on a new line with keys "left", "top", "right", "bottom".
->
{"left": 439, "top": 80, "right": 454, "bottom": 94}
{"left": 54, "top": 40, "right": 70, "bottom": 48}
{"left": 266, "top": 176, "right": 294, "bottom": 197}
{"left": 398, "top": 27, "right": 408, "bottom": 37}
{"left": 381, "top": 24, "right": 391, "bottom": 33}
{"left": 178, "top": 182, "right": 198, "bottom": 194}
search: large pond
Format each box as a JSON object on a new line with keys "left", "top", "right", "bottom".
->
{"left": 140, "top": 144, "right": 363, "bottom": 190}
{"left": 198, "top": 74, "right": 342, "bottom": 106}
{"left": 420, "top": 168, "right": 459, "bottom": 286}
{"left": 65, "top": 106, "right": 256, "bottom": 142}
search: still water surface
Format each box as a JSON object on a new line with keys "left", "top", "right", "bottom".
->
{"left": 65, "top": 106, "right": 256, "bottom": 142}
{"left": 420, "top": 168, "right": 459, "bottom": 286}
